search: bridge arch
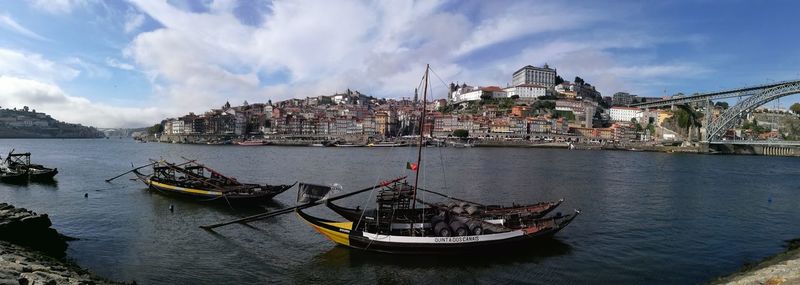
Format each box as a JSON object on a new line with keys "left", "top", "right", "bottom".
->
{"left": 706, "top": 81, "right": 800, "bottom": 141}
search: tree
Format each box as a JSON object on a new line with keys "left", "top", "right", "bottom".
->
{"left": 715, "top": 101, "right": 730, "bottom": 109}
{"left": 574, "top": 76, "right": 585, "bottom": 85}
{"left": 147, "top": 123, "right": 164, "bottom": 135}
{"left": 791, "top": 103, "right": 800, "bottom": 114}
{"left": 453, "top": 129, "right": 469, "bottom": 139}
{"left": 555, "top": 75, "right": 565, "bottom": 85}
{"left": 510, "top": 95, "right": 520, "bottom": 100}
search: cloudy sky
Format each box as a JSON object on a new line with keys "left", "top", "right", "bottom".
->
{"left": 1, "top": 0, "right": 799, "bottom": 128}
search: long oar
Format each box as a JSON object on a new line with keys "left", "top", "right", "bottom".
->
{"left": 415, "top": 187, "right": 485, "bottom": 207}
{"left": 200, "top": 176, "right": 407, "bottom": 230}
{"left": 105, "top": 162, "right": 158, "bottom": 182}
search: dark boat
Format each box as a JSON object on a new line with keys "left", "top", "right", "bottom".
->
{"left": 2, "top": 151, "right": 58, "bottom": 182}
{"left": 295, "top": 65, "right": 579, "bottom": 254}
{"left": 132, "top": 159, "right": 294, "bottom": 203}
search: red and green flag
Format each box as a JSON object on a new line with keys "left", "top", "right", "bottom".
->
{"left": 406, "top": 162, "right": 418, "bottom": 171}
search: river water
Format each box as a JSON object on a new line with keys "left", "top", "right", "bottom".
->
{"left": 0, "top": 138, "right": 798, "bottom": 284}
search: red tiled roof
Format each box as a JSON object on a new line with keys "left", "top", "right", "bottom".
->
{"left": 480, "top": 86, "right": 504, "bottom": 92}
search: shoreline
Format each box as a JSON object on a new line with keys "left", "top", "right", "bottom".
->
{"left": 0, "top": 202, "right": 125, "bottom": 284}
{"left": 708, "top": 239, "right": 800, "bottom": 285}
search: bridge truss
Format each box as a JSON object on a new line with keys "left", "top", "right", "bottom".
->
{"left": 630, "top": 80, "right": 800, "bottom": 142}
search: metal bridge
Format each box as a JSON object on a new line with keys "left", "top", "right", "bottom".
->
{"left": 630, "top": 80, "right": 800, "bottom": 142}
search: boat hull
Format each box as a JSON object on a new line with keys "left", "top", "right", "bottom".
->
{"left": 296, "top": 208, "right": 578, "bottom": 254}
{"left": 0, "top": 172, "right": 28, "bottom": 184}
{"left": 133, "top": 170, "right": 291, "bottom": 203}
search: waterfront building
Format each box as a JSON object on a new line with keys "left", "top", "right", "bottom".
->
{"left": 512, "top": 64, "right": 557, "bottom": 89}
{"left": 609, "top": 106, "right": 643, "bottom": 122}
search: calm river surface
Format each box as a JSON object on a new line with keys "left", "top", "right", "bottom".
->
{"left": 0, "top": 138, "right": 798, "bottom": 284}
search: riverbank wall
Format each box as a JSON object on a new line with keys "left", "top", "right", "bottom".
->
{"left": 0, "top": 202, "right": 123, "bottom": 284}
{"left": 709, "top": 239, "right": 800, "bottom": 285}
{"left": 709, "top": 143, "right": 800, "bottom": 157}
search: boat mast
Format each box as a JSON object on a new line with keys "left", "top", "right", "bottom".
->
{"left": 411, "top": 64, "right": 429, "bottom": 210}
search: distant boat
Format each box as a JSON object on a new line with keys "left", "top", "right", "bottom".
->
{"left": 368, "top": 141, "right": 408, "bottom": 147}
{"left": 237, "top": 140, "right": 269, "bottom": 146}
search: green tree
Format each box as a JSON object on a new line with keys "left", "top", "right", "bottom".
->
{"left": 715, "top": 101, "right": 730, "bottom": 109}
{"left": 791, "top": 103, "right": 800, "bottom": 114}
{"left": 147, "top": 123, "right": 164, "bottom": 135}
{"left": 555, "top": 75, "right": 565, "bottom": 85}
{"left": 453, "top": 129, "right": 469, "bottom": 138}
{"left": 510, "top": 95, "right": 520, "bottom": 100}
{"left": 574, "top": 76, "right": 585, "bottom": 85}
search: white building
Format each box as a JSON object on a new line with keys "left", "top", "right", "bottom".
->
{"left": 609, "top": 107, "right": 643, "bottom": 122}
{"left": 504, "top": 84, "right": 546, "bottom": 99}
{"left": 450, "top": 86, "right": 506, "bottom": 103}
{"left": 512, "top": 64, "right": 557, "bottom": 88}
{"left": 170, "top": 120, "right": 184, "bottom": 135}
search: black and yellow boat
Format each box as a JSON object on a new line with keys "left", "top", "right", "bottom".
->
{"left": 295, "top": 180, "right": 580, "bottom": 254}
{"left": 133, "top": 159, "right": 294, "bottom": 203}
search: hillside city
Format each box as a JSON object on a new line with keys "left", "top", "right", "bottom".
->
{"left": 0, "top": 106, "right": 103, "bottom": 138}
{"left": 148, "top": 64, "right": 800, "bottom": 146}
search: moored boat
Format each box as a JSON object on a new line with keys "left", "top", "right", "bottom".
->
{"left": 2, "top": 151, "right": 58, "bottom": 182}
{"left": 132, "top": 159, "right": 293, "bottom": 203}
{"left": 237, "top": 140, "right": 269, "bottom": 146}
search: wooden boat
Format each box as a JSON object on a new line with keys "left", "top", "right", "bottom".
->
{"left": 294, "top": 65, "right": 579, "bottom": 254}
{"left": 297, "top": 206, "right": 577, "bottom": 254}
{"left": 2, "top": 151, "right": 58, "bottom": 182}
{"left": 132, "top": 159, "right": 293, "bottom": 203}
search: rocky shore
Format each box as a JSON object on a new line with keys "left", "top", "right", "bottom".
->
{"left": 710, "top": 239, "right": 800, "bottom": 285}
{"left": 0, "top": 203, "right": 123, "bottom": 285}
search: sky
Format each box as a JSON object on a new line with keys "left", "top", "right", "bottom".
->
{"left": 1, "top": 0, "right": 799, "bottom": 128}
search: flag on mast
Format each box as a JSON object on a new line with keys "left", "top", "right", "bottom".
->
{"left": 406, "top": 162, "right": 418, "bottom": 171}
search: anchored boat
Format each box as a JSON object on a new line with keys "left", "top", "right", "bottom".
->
{"left": 1, "top": 150, "right": 58, "bottom": 183}
{"left": 132, "top": 159, "right": 294, "bottom": 203}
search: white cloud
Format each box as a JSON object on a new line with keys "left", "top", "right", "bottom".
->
{"left": 0, "top": 14, "right": 50, "bottom": 41}
{"left": 124, "top": 9, "right": 145, "bottom": 33}
{"left": 452, "top": 3, "right": 597, "bottom": 57}
{"left": 105, "top": 57, "right": 135, "bottom": 70}
{"left": 30, "top": 0, "right": 90, "bottom": 14}
{"left": 66, "top": 57, "right": 111, "bottom": 78}
{"left": 0, "top": 48, "right": 79, "bottom": 82}
{"left": 0, "top": 76, "right": 165, "bottom": 128}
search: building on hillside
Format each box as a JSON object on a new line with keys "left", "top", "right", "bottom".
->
{"left": 450, "top": 85, "right": 507, "bottom": 103}
{"left": 512, "top": 64, "right": 557, "bottom": 88}
{"left": 504, "top": 84, "right": 547, "bottom": 99}
{"left": 609, "top": 106, "right": 643, "bottom": 122}
{"left": 612, "top": 92, "right": 636, "bottom": 106}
